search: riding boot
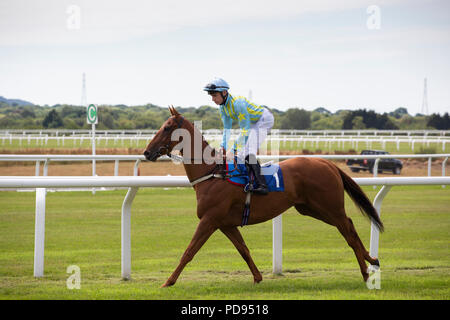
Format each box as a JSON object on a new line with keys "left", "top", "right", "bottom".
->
{"left": 245, "top": 154, "right": 268, "bottom": 195}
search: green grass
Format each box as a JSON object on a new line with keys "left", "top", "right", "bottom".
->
{"left": 0, "top": 186, "right": 449, "bottom": 299}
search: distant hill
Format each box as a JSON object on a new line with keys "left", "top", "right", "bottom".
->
{"left": 0, "top": 96, "right": 34, "bottom": 106}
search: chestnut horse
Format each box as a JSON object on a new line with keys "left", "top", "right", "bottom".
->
{"left": 144, "top": 107, "right": 383, "bottom": 287}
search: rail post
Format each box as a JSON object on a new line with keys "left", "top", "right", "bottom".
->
{"left": 34, "top": 188, "right": 46, "bottom": 277}
{"left": 443, "top": 157, "right": 448, "bottom": 188}
{"left": 121, "top": 187, "right": 138, "bottom": 280}
{"left": 428, "top": 157, "right": 432, "bottom": 177}
{"left": 369, "top": 185, "right": 392, "bottom": 262}
{"left": 272, "top": 214, "right": 282, "bottom": 275}
{"left": 114, "top": 160, "right": 119, "bottom": 176}
{"left": 35, "top": 161, "right": 40, "bottom": 176}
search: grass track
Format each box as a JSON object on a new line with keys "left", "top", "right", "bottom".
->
{"left": 0, "top": 186, "right": 449, "bottom": 299}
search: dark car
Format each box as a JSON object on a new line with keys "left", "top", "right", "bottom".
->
{"left": 346, "top": 150, "right": 403, "bottom": 174}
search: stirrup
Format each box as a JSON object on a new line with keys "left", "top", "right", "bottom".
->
{"left": 244, "top": 183, "right": 253, "bottom": 193}
{"left": 252, "top": 185, "right": 268, "bottom": 195}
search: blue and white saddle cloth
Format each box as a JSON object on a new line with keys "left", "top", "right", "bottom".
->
{"left": 225, "top": 160, "right": 285, "bottom": 192}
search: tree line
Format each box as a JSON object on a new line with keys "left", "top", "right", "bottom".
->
{"left": 0, "top": 101, "right": 448, "bottom": 130}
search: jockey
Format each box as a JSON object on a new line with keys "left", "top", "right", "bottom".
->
{"left": 203, "top": 77, "right": 274, "bottom": 195}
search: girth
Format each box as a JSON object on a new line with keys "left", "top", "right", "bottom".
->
{"left": 189, "top": 163, "right": 253, "bottom": 227}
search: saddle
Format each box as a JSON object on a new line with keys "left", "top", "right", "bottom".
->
{"left": 224, "top": 159, "right": 285, "bottom": 192}
{"left": 223, "top": 158, "right": 285, "bottom": 226}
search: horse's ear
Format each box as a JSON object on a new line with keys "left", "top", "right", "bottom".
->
{"left": 171, "top": 105, "right": 180, "bottom": 117}
{"left": 168, "top": 106, "right": 174, "bottom": 116}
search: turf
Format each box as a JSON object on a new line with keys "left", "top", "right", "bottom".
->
{"left": 0, "top": 186, "right": 449, "bottom": 299}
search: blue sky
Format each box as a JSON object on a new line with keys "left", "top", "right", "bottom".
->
{"left": 1, "top": 0, "right": 449, "bottom": 114}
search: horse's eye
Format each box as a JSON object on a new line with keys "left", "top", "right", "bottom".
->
{"left": 164, "top": 126, "right": 170, "bottom": 132}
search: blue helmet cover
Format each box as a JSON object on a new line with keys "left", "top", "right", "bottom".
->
{"left": 203, "top": 77, "right": 230, "bottom": 92}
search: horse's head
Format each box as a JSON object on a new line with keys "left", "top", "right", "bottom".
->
{"left": 143, "top": 106, "right": 186, "bottom": 162}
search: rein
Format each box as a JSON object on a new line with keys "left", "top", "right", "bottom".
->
{"left": 189, "top": 156, "right": 246, "bottom": 186}
{"left": 152, "top": 115, "right": 245, "bottom": 186}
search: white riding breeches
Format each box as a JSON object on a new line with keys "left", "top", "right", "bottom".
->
{"left": 237, "top": 108, "right": 274, "bottom": 160}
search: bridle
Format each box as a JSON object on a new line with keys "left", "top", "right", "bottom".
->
{"left": 148, "top": 115, "right": 245, "bottom": 186}
{"left": 152, "top": 116, "right": 184, "bottom": 160}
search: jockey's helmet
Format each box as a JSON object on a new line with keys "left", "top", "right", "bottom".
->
{"left": 203, "top": 78, "right": 229, "bottom": 94}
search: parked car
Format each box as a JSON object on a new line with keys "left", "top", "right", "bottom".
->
{"left": 346, "top": 150, "right": 403, "bottom": 174}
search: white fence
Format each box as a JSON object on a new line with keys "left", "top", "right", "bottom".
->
{"left": 1, "top": 134, "right": 449, "bottom": 153}
{"left": 0, "top": 175, "right": 449, "bottom": 280}
{"left": 2, "top": 128, "right": 450, "bottom": 155}
{"left": 0, "top": 151, "right": 447, "bottom": 195}
{"left": 2, "top": 129, "right": 450, "bottom": 136}
{"left": 0, "top": 154, "right": 448, "bottom": 182}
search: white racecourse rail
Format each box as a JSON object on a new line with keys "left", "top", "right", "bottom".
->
{"left": 1, "top": 135, "right": 449, "bottom": 153}
{"left": 0, "top": 153, "right": 449, "bottom": 179}
{"left": 1, "top": 175, "right": 449, "bottom": 280}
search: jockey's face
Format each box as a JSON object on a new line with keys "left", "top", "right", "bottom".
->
{"left": 209, "top": 91, "right": 227, "bottom": 105}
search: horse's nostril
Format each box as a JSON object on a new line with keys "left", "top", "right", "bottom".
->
{"left": 144, "top": 151, "right": 153, "bottom": 160}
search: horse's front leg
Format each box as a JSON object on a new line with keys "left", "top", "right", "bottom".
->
{"left": 161, "top": 217, "right": 217, "bottom": 287}
{"left": 220, "top": 226, "right": 262, "bottom": 284}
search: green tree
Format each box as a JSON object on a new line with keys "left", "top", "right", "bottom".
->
{"left": 389, "top": 107, "right": 409, "bottom": 119}
{"left": 19, "top": 107, "right": 35, "bottom": 118}
{"left": 352, "top": 116, "right": 366, "bottom": 129}
{"left": 427, "top": 113, "right": 450, "bottom": 130}
{"left": 343, "top": 109, "right": 398, "bottom": 129}
{"left": 42, "top": 109, "right": 63, "bottom": 128}
{"left": 280, "top": 108, "right": 311, "bottom": 129}
{"left": 101, "top": 113, "right": 116, "bottom": 129}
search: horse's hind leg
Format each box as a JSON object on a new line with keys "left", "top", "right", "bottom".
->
{"left": 295, "top": 204, "right": 377, "bottom": 282}
{"left": 220, "top": 226, "right": 262, "bottom": 283}
{"left": 335, "top": 216, "right": 377, "bottom": 282}
{"left": 346, "top": 218, "right": 380, "bottom": 267}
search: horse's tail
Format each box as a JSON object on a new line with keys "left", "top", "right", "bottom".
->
{"left": 337, "top": 167, "right": 384, "bottom": 232}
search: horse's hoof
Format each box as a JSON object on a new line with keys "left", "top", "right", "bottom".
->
{"left": 254, "top": 276, "right": 263, "bottom": 284}
{"left": 373, "top": 259, "right": 380, "bottom": 267}
{"left": 363, "top": 273, "right": 369, "bottom": 282}
{"left": 161, "top": 281, "right": 174, "bottom": 288}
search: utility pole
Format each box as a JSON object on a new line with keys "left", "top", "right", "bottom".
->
{"left": 421, "top": 78, "right": 428, "bottom": 115}
{"left": 81, "top": 72, "right": 87, "bottom": 107}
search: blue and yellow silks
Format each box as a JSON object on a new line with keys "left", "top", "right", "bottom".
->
{"left": 219, "top": 94, "right": 265, "bottom": 153}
